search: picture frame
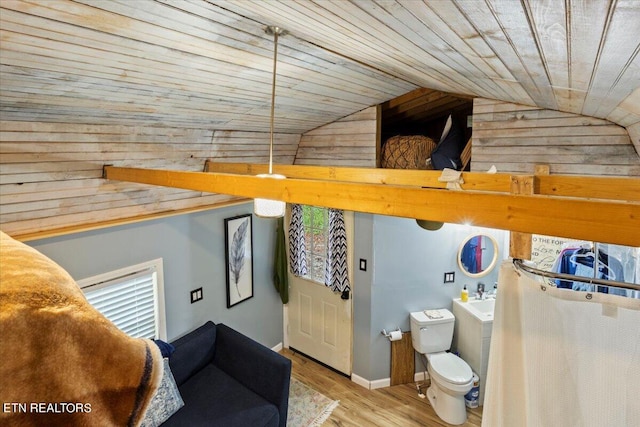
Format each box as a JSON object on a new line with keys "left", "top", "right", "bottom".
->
{"left": 224, "top": 214, "right": 254, "bottom": 308}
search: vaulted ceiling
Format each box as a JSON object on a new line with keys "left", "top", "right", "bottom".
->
{"left": 1, "top": 0, "right": 639, "bottom": 135}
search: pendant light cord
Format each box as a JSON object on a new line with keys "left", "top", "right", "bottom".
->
{"left": 268, "top": 27, "right": 279, "bottom": 175}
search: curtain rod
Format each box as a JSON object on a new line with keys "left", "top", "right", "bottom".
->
{"left": 512, "top": 258, "right": 640, "bottom": 292}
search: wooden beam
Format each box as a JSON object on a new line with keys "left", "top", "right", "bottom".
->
{"left": 205, "top": 161, "right": 640, "bottom": 202}
{"left": 537, "top": 174, "right": 640, "bottom": 202}
{"left": 204, "top": 161, "right": 512, "bottom": 191}
{"left": 509, "top": 175, "right": 534, "bottom": 259}
{"left": 104, "top": 166, "right": 640, "bottom": 247}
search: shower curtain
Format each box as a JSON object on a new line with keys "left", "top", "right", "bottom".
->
{"left": 482, "top": 261, "right": 640, "bottom": 427}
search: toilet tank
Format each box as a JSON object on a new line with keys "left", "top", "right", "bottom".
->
{"left": 410, "top": 309, "right": 455, "bottom": 354}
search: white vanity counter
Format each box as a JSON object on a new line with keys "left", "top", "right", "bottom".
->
{"left": 452, "top": 297, "right": 494, "bottom": 406}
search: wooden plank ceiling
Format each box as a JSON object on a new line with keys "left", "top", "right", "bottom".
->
{"left": 1, "top": 0, "right": 638, "bottom": 135}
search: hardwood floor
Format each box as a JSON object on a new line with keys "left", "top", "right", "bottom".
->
{"left": 282, "top": 349, "right": 483, "bottom": 427}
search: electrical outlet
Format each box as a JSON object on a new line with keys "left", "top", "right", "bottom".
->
{"left": 444, "top": 272, "right": 455, "bottom": 283}
{"left": 190, "top": 287, "right": 203, "bottom": 303}
{"left": 359, "top": 259, "right": 367, "bottom": 271}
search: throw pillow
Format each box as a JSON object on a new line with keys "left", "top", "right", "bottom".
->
{"left": 431, "top": 117, "right": 465, "bottom": 170}
{"left": 153, "top": 339, "right": 176, "bottom": 358}
{"left": 439, "top": 114, "right": 452, "bottom": 143}
{"left": 140, "top": 358, "right": 184, "bottom": 427}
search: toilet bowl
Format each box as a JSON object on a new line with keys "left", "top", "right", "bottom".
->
{"left": 426, "top": 351, "right": 473, "bottom": 425}
{"left": 410, "top": 308, "right": 474, "bottom": 425}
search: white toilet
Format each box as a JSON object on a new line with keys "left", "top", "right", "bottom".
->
{"left": 410, "top": 308, "right": 473, "bottom": 425}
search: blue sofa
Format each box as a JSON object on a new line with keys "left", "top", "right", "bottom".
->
{"left": 162, "top": 321, "right": 291, "bottom": 427}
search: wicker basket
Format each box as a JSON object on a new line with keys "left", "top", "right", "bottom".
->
{"left": 381, "top": 135, "right": 437, "bottom": 170}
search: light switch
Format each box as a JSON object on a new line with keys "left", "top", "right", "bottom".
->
{"left": 191, "top": 287, "right": 203, "bottom": 303}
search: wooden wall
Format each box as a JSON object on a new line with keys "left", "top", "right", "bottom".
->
{"left": 629, "top": 123, "right": 640, "bottom": 154}
{"left": 294, "top": 106, "right": 378, "bottom": 167}
{"left": 0, "top": 122, "right": 299, "bottom": 237}
{"left": 606, "top": 87, "right": 640, "bottom": 154}
{"left": 471, "top": 98, "right": 640, "bottom": 176}
{"left": 210, "top": 131, "right": 300, "bottom": 165}
{"left": 0, "top": 110, "right": 378, "bottom": 238}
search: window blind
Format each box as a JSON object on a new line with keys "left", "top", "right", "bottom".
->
{"left": 82, "top": 268, "right": 159, "bottom": 340}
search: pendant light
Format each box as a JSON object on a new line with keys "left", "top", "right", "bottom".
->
{"left": 416, "top": 219, "right": 444, "bottom": 231}
{"left": 254, "top": 26, "right": 287, "bottom": 218}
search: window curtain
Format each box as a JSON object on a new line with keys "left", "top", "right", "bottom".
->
{"left": 325, "top": 208, "right": 350, "bottom": 293}
{"left": 288, "top": 204, "right": 307, "bottom": 277}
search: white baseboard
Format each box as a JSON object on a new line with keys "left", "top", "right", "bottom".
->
{"left": 350, "top": 373, "right": 370, "bottom": 389}
{"left": 350, "top": 374, "right": 391, "bottom": 390}
{"left": 271, "top": 342, "right": 283, "bottom": 353}
{"left": 351, "top": 372, "right": 428, "bottom": 390}
{"left": 370, "top": 378, "right": 391, "bottom": 389}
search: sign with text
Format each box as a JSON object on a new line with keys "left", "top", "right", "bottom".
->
{"left": 531, "top": 235, "right": 570, "bottom": 271}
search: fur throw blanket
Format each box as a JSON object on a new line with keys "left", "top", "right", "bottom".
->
{"left": 0, "top": 231, "right": 163, "bottom": 426}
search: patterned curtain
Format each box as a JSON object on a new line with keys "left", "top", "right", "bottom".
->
{"left": 288, "top": 204, "right": 307, "bottom": 277}
{"left": 325, "top": 209, "right": 350, "bottom": 293}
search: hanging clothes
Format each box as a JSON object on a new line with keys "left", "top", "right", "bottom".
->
{"left": 482, "top": 261, "right": 640, "bottom": 427}
{"left": 552, "top": 246, "right": 580, "bottom": 288}
{"left": 552, "top": 246, "right": 627, "bottom": 296}
{"left": 475, "top": 235, "right": 484, "bottom": 272}
{"left": 572, "top": 262, "right": 596, "bottom": 292}
{"left": 461, "top": 236, "right": 480, "bottom": 274}
{"left": 598, "top": 250, "right": 627, "bottom": 296}
{"left": 272, "top": 217, "right": 289, "bottom": 304}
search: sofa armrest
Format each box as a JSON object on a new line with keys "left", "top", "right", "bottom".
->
{"left": 213, "top": 324, "right": 291, "bottom": 427}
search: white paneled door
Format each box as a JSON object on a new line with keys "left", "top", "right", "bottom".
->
{"left": 286, "top": 211, "right": 353, "bottom": 375}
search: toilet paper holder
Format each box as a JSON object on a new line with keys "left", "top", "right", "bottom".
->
{"left": 381, "top": 328, "right": 403, "bottom": 341}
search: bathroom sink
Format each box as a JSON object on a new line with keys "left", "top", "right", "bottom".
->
{"left": 468, "top": 299, "right": 495, "bottom": 314}
{"left": 453, "top": 298, "right": 495, "bottom": 322}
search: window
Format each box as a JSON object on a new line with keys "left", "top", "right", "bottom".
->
{"left": 289, "top": 204, "right": 351, "bottom": 293}
{"left": 77, "top": 259, "right": 167, "bottom": 340}
{"left": 301, "top": 205, "right": 329, "bottom": 284}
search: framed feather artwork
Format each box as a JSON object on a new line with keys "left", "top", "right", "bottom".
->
{"left": 224, "top": 214, "right": 254, "bottom": 308}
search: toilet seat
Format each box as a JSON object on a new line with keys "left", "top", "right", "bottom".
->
{"left": 427, "top": 352, "right": 473, "bottom": 385}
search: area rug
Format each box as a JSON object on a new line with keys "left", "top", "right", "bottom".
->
{"left": 287, "top": 378, "right": 339, "bottom": 427}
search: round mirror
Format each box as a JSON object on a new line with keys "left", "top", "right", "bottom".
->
{"left": 457, "top": 234, "right": 499, "bottom": 278}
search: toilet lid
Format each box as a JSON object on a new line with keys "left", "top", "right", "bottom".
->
{"left": 428, "top": 352, "right": 473, "bottom": 385}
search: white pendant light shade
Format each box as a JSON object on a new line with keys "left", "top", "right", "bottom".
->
{"left": 254, "top": 199, "right": 286, "bottom": 218}
{"left": 253, "top": 173, "right": 286, "bottom": 218}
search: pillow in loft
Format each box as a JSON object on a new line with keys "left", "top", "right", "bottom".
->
{"left": 381, "top": 135, "right": 437, "bottom": 169}
{"left": 431, "top": 117, "right": 466, "bottom": 170}
{"left": 439, "top": 114, "right": 452, "bottom": 143}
